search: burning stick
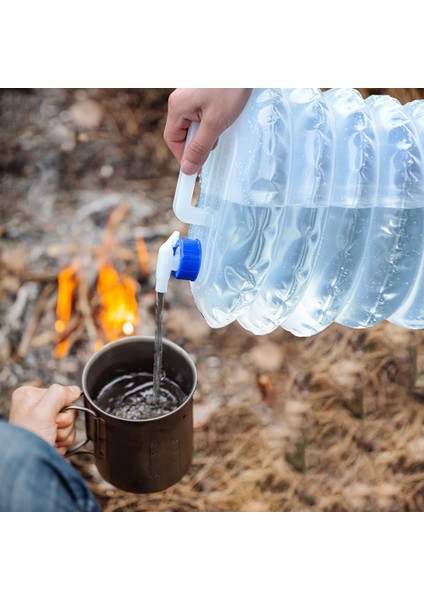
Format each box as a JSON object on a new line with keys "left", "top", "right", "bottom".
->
{"left": 55, "top": 320, "right": 86, "bottom": 359}
{"left": 95, "top": 203, "right": 141, "bottom": 341}
{"left": 78, "top": 275, "right": 103, "bottom": 351}
{"left": 136, "top": 237, "right": 151, "bottom": 280}
{"left": 99, "top": 202, "right": 130, "bottom": 264}
{"left": 52, "top": 203, "right": 142, "bottom": 355}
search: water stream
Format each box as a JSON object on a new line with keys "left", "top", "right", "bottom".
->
{"left": 153, "top": 291, "right": 164, "bottom": 401}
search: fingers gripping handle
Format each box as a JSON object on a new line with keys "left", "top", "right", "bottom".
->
{"left": 61, "top": 397, "right": 100, "bottom": 457}
{"left": 173, "top": 122, "right": 208, "bottom": 226}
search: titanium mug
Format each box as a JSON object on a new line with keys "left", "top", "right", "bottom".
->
{"left": 65, "top": 336, "right": 197, "bottom": 494}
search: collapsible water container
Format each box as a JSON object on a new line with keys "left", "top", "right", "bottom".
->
{"left": 157, "top": 88, "right": 424, "bottom": 337}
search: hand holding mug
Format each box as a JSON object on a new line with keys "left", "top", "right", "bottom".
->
{"left": 9, "top": 384, "right": 81, "bottom": 455}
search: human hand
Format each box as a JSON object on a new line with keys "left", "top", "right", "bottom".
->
{"left": 164, "top": 88, "right": 252, "bottom": 175}
{"left": 9, "top": 384, "right": 81, "bottom": 455}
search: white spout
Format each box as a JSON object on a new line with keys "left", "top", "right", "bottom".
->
{"left": 155, "top": 231, "right": 180, "bottom": 293}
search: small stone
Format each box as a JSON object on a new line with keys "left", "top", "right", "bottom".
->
{"left": 70, "top": 99, "right": 103, "bottom": 129}
{"left": 250, "top": 341, "right": 284, "bottom": 372}
{"left": 100, "top": 165, "right": 114, "bottom": 179}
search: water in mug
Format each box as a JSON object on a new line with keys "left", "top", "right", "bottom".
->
{"left": 95, "top": 370, "right": 186, "bottom": 420}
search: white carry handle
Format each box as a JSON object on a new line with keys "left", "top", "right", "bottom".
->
{"left": 173, "top": 122, "right": 209, "bottom": 226}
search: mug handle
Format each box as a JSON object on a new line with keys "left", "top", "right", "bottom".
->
{"left": 61, "top": 396, "right": 98, "bottom": 457}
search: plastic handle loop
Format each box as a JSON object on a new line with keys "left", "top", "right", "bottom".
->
{"left": 173, "top": 122, "right": 209, "bottom": 226}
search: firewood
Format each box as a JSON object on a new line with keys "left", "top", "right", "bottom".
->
{"left": 17, "top": 283, "right": 56, "bottom": 358}
{"left": 77, "top": 276, "right": 99, "bottom": 347}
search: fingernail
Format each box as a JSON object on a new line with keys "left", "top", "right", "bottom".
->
{"left": 69, "top": 385, "right": 81, "bottom": 395}
{"left": 181, "top": 159, "right": 199, "bottom": 175}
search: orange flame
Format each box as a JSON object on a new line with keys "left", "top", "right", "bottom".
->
{"left": 96, "top": 263, "right": 139, "bottom": 341}
{"left": 55, "top": 264, "right": 79, "bottom": 330}
{"left": 55, "top": 337, "right": 73, "bottom": 359}
{"left": 53, "top": 204, "right": 144, "bottom": 354}
{"left": 55, "top": 264, "right": 79, "bottom": 358}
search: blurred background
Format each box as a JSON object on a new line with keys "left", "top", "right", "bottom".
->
{"left": 1, "top": 88, "right": 424, "bottom": 511}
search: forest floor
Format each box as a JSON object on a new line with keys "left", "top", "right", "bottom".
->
{"left": 1, "top": 88, "right": 424, "bottom": 511}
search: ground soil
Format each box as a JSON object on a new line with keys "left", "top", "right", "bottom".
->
{"left": 1, "top": 88, "right": 424, "bottom": 511}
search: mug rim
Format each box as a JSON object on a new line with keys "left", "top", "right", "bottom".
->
{"left": 81, "top": 335, "right": 197, "bottom": 423}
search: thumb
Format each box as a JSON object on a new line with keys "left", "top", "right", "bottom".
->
{"left": 63, "top": 385, "right": 81, "bottom": 407}
{"left": 181, "top": 120, "right": 222, "bottom": 175}
{"left": 38, "top": 384, "right": 81, "bottom": 419}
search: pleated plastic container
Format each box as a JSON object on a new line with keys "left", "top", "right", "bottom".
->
{"left": 171, "top": 88, "right": 424, "bottom": 337}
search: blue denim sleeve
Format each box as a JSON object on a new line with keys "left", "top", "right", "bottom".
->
{"left": 0, "top": 421, "right": 100, "bottom": 512}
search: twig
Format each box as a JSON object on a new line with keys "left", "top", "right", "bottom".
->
{"left": 55, "top": 321, "right": 85, "bottom": 359}
{"left": 20, "top": 271, "right": 57, "bottom": 283}
{"left": 17, "top": 282, "right": 56, "bottom": 358}
{"left": 77, "top": 276, "right": 99, "bottom": 346}
{"left": 7, "top": 283, "right": 34, "bottom": 325}
{"left": 17, "top": 283, "right": 55, "bottom": 358}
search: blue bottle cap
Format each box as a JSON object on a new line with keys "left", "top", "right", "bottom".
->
{"left": 172, "top": 238, "right": 202, "bottom": 281}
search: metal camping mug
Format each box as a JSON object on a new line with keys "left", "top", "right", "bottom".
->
{"left": 65, "top": 336, "right": 197, "bottom": 494}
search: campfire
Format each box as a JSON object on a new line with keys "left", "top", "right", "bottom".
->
{"left": 54, "top": 203, "right": 150, "bottom": 358}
